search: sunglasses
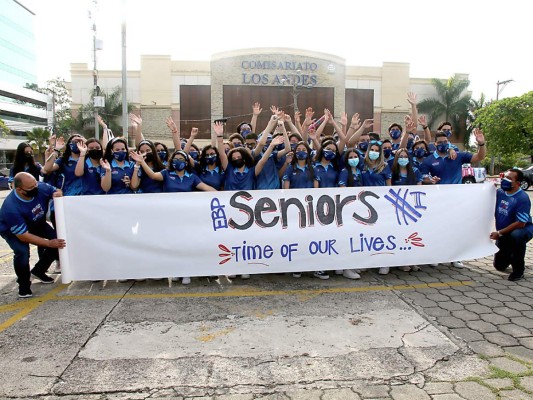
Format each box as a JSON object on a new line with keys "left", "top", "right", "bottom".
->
{"left": 370, "top": 140, "right": 382, "bottom": 146}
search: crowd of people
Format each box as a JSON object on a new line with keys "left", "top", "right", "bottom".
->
{"left": 0, "top": 92, "right": 531, "bottom": 298}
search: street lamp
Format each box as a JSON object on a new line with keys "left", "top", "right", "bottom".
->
{"left": 279, "top": 70, "right": 312, "bottom": 113}
{"left": 490, "top": 79, "right": 513, "bottom": 174}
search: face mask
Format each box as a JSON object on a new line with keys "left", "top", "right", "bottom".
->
{"left": 113, "top": 151, "right": 127, "bottom": 162}
{"left": 87, "top": 149, "right": 103, "bottom": 160}
{"left": 232, "top": 158, "right": 245, "bottom": 169}
{"left": 70, "top": 143, "right": 81, "bottom": 154}
{"left": 172, "top": 160, "right": 187, "bottom": 171}
{"left": 275, "top": 143, "right": 285, "bottom": 151}
{"left": 206, "top": 155, "right": 217, "bottom": 165}
{"left": 398, "top": 157, "right": 409, "bottom": 166}
{"left": 158, "top": 151, "right": 167, "bottom": 160}
{"left": 295, "top": 151, "right": 308, "bottom": 160}
{"left": 442, "top": 129, "right": 452, "bottom": 138}
{"left": 23, "top": 186, "right": 39, "bottom": 198}
{"left": 189, "top": 151, "right": 199, "bottom": 160}
{"left": 383, "top": 149, "right": 392, "bottom": 158}
{"left": 233, "top": 143, "right": 242, "bottom": 148}
{"left": 414, "top": 148, "right": 426, "bottom": 159}
{"left": 390, "top": 129, "right": 401, "bottom": 140}
{"left": 368, "top": 151, "right": 380, "bottom": 161}
{"left": 241, "top": 129, "right": 251, "bottom": 138}
{"left": 436, "top": 143, "right": 449, "bottom": 154}
{"left": 323, "top": 150, "right": 336, "bottom": 161}
{"left": 348, "top": 158, "right": 359, "bottom": 168}
{"left": 500, "top": 178, "right": 513, "bottom": 191}
{"left": 290, "top": 143, "right": 297, "bottom": 151}
{"left": 142, "top": 152, "right": 154, "bottom": 163}
{"left": 358, "top": 142, "right": 369, "bottom": 152}
{"left": 24, "top": 153, "right": 33, "bottom": 159}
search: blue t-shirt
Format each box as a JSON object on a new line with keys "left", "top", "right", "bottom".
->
{"left": 0, "top": 182, "right": 55, "bottom": 235}
{"left": 138, "top": 167, "right": 164, "bottom": 193}
{"left": 419, "top": 151, "right": 473, "bottom": 184}
{"left": 9, "top": 163, "right": 42, "bottom": 183}
{"left": 199, "top": 167, "right": 225, "bottom": 191}
{"left": 361, "top": 164, "right": 392, "bottom": 186}
{"left": 314, "top": 163, "right": 339, "bottom": 188}
{"left": 282, "top": 164, "right": 314, "bottom": 189}
{"left": 101, "top": 159, "right": 135, "bottom": 195}
{"left": 55, "top": 157, "right": 83, "bottom": 196}
{"left": 392, "top": 167, "right": 422, "bottom": 186}
{"left": 81, "top": 159, "right": 104, "bottom": 195}
{"left": 161, "top": 169, "right": 201, "bottom": 192}
{"left": 495, "top": 188, "right": 532, "bottom": 230}
{"left": 255, "top": 152, "right": 281, "bottom": 190}
{"left": 338, "top": 167, "right": 363, "bottom": 187}
{"left": 224, "top": 164, "right": 256, "bottom": 191}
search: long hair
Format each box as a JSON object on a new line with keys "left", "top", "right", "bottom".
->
{"left": 104, "top": 138, "right": 130, "bottom": 163}
{"left": 364, "top": 141, "right": 386, "bottom": 173}
{"left": 315, "top": 139, "right": 339, "bottom": 171}
{"left": 167, "top": 150, "right": 193, "bottom": 173}
{"left": 343, "top": 148, "right": 362, "bottom": 187}
{"left": 13, "top": 142, "right": 40, "bottom": 178}
{"left": 61, "top": 134, "right": 84, "bottom": 163}
{"left": 199, "top": 145, "right": 222, "bottom": 172}
{"left": 391, "top": 148, "right": 416, "bottom": 184}
{"left": 227, "top": 147, "right": 254, "bottom": 168}
{"left": 137, "top": 140, "right": 164, "bottom": 172}
{"left": 291, "top": 141, "right": 315, "bottom": 182}
{"left": 154, "top": 142, "right": 169, "bottom": 162}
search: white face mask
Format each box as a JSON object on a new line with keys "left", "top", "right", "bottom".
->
{"left": 368, "top": 151, "right": 380, "bottom": 161}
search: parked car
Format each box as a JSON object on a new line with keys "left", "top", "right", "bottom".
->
{"left": 499, "top": 166, "right": 533, "bottom": 190}
{"left": 462, "top": 164, "right": 486, "bottom": 184}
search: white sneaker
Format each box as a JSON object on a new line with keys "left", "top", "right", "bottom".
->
{"left": 335, "top": 270, "right": 344, "bottom": 275}
{"left": 399, "top": 266, "right": 411, "bottom": 272}
{"left": 313, "top": 271, "right": 330, "bottom": 280}
{"left": 342, "top": 269, "right": 361, "bottom": 280}
{"left": 241, "top": 274, "right": 250, "bottom": 279}
{"left": 429, "top": 263, "right": 439, "bottom": 267}
{"left": 452, "top": 261, "right": 465, "bottom": 268}
{"left": 378, "top": 267, "right": 390, "bottom": 275}
{"left": 182, "top": 277, "right": 191, "bottom": 285}
{"left": 171, "top": 277, "right": 179, "bottom": 282}
{"left": 53, "top": 260, "right": 61, "bottom": 273}
{"left": 292, "top": 272, "right": 302, "bottom": 278}
{"left": 411, "top": 265, "right": 421, "bottom": 271}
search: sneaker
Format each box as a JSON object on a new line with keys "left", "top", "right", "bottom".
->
{"left": 118, "top": 279, "right": 129, "bottom": 283}
{"left": 335, "top": 270, "right": 344, "bottom": 275}
{"left": 53, "top": 260, "right": 61, "bottom": 274}
{"left": 378, "top": 267, "right": 390, "bottom": 275}
{"left": 452, "top": 261, "right": 465, "bottom": 269}
{"left": 292, "top": 272, "right": 302, "bottom": 278}
{"left": 411, "top": 265, "right": 421, "bottom": 272}
{"left": 182, "top": 277, "right": 191, "bottom": 285}
{"left": 342, "top": 269, "right": 361, "bottom": 280}
{"left": 171, "top": 277, "right": 179, "bottom": 282}
{"left": 429, "top": 263, "right": 439, "bottom": 267}
{"left": 508, "top": 272, "right": 525, "bottom": 282}
{"left": 227, "top": 275, "right": 236, "bottom": 279}
{"left": 399, "top": 266, "right": 411, "bottom": 272}
{"left": 313, "top": 271, "right": 329, "bottom": 280}
{"left": 31, "top": 271, "right": 54, "bottom": 284}
{"left": 240, "top": 274, "right": 250, "bottom": 279}
{"left": 18, "top": 288, "right": 32, "bottom": 298}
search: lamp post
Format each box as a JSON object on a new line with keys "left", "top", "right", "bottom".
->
{"left": 490, "top": 79, "right": 513, "bottom": 174}
{"left": 279, "top": 70, "right": 312, "bottom": 113}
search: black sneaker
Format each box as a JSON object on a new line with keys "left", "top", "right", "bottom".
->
{"left": 18, "top": 288, "right": 33, "bottom": 298}
{"left": 313, "top": 271, "right": 330, "bottom": 280}
{"left": 31, "top": 271, "right": 55, "bottom": 284}
{"left": 508, "top": 272, "right": 525, "bottom": 282}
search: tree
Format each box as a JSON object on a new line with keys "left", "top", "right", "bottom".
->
{"left": 475, "top": 91, "right": 533, "bottom": 162}
{"left": 26, "top": 127, "right": 51, "bottom": 163}
{"left": 0, "top": 119, "right": 10, "bottom": 137}
{"left": 417, "top": 74, "right": 471, "bottom": 146}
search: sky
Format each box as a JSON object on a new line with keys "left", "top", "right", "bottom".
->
{"left": 24, "top": 0, "right": 532, "bottom": 101}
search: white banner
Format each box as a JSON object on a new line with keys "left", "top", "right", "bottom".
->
{"left": 55, "top": 184, "right": 498, "bottom": 282}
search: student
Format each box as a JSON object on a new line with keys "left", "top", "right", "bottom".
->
{"left": 391, "top": 148, "right": 422, "bottom": 186}
{"left": 282, "top": 141, "right": 315, "bottom": 190}
{"left": 9, "top": 142, "right": 42, "bottom": 186}
{"left": 74, "top": 138, "right": 105, "bottom": 195}
{"left": 100, "top": 138, "right": 135, "bottom": 195}
{"left": 197, "top": 145, "right": 225, "bottom": 191}
{"left": 130, "top": 140, "right": 165, "bottom": 193}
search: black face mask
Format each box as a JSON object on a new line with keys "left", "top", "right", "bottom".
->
{"left": 144, "top": 152, "right": 154, "bottom": 163}
{"left": 87, "top": 149, "right": 103, "bottom": 160}
{"left": 24, "top": 187, "right": 39, "bottom": 198}
{"left": 24, "top": 153, "right": 33, "bottom": 159}
{"left": 232, "top": 159, "right": 245, "bottom": 169}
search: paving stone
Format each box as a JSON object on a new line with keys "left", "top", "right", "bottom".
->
{"left": 518, "top": 336, "right": 533, "bottom": 350}
{"left": 465, "top": 304, "right": 493, "bottom": 314}
{"left": 285, "top": 390, "right": 323, "bottom": 400}
{"left": 520, "top": 376, "right": 533, "bottom": 392}
{"left": 322, "top": 388, "right": 359, "bottom": 400}
{"left": 439, "top": 301, "right": 465, "bottom": 311}
{"left": 521, "top": 311, "right": 533, "bottom": 319}
{"left": 499, "top": 324, "right": 533, "bottom": 338}
{"left": 469, "top": 340, "right": 505, "bottom": 357}
{"left": 439, "top": 289, "right": 463, "bottom": 297}
{"left": 465, "top": 291, "right": 488, "bottom": 299}
{"left": 437, "top": 316, "right": 467, "bottom": 328}
{"left": 423, "top": 382, "right": 454, "bottom": 394}
{"left": 151, "top": 389, "right": 183, "bottom": 398}
{"left": 356, "top": 385, "right": 389, "bottom": 398}
{"left": 477, "top": 298, "right": 505, "bottom": 308}
{"left": 424, "top": 307, "right": 451, "bottom": 317}
{"left": 431, "top": 395, "right": 467, "bottom": 400}
{"left": 215, "top": 395, "right": 254, "bottom": 400}
{"left": 485, "top": 332, "right": 520, "bottom": 347}
{"left": 511, "top": 317, "right": 533, "bottom": 329}
{"left": 475, "top": 287, "right": 499, "bottom": 294}
{"left": 505, "top": 303, "right": 533, "bottom": 312}
{"left": 479, "top": 313, "right": 511, "bottom": 325}
{"left": 498, "top": 389, "right": 532, "bottom": 400}
{"left": 466, "top": 320, "right": 498, "bottom": 333}
{"left": 504, "top": 346, "right": 533, "bottom": 363}
{"left": 451, "top": 310, "right": 480, "bottom": 321}
{"left": 450, "top": 328, "right": 484, "bottom": 342}
{"left": 254, "top": 394, "right": 289, "bottom": 400}
{"left": 455, "top": 381, "right": 497, "bottom": 400}
{"left": 450, "top": 295, "right": 478, "bottom": 305}
{"left": 390, "top": 384, "right": 430, "bottom": 400}
{"left": 489, "top": 293, "right": 516, "bottom": 302}
{"left": 484, "top": 378, "right": 514, "bottom": 389}
{"left": 490, "top": 357, "right": 529, "bottom": 374}
{"left": 426, "top": 293, "right": 450, "bottom": 302}
{"left": 493, "top": 307, "right": 524, "bottom": 318}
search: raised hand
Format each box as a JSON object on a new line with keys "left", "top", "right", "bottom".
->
{"left": 294, "top": 110, "right": 301, "bottom": 123}
{"left": 361, "top": 118, "right": 373, "bottom": 130}
{"left": 213, "top": 121, "right": 224, "bottom": 136}
{"left": 418, "top": 115, "right": 428, "bottom": 127}
{"left": 97, "top": 115, "right": 107, "bottom": 129}
{"left": 129, "top": 113, "right": 142, "bottom": 127}
{"left": 304, "top": 107, "right": 314, "bottom": 125}
{"left": 190, "top": 127, "right": 199, "bottom": 137}
{"left": 473, "top": 128, "right": 485, "bottom": 145}
{"left": 285, "top": 151, "right": 294, "bottom": 164}
{"left": 270, "top": 105, "right": 280, "bottom": 115}
{"left": 407, "top": 92, "right": 417, "bottom": 105}
{"left": 351, "top": 113, "right": 361, "bottom": 130}
{"left": 166, "top": 116, "right": 178, "bottom": 132}
{"left": 100, "top": 159, "right": 111, "bottom": 171}
{"left": 77, "top": 141, "right": 88, "bottom": 156}
{"left": 129, "top": 151, "right": 144, "bottom": 163}
{"left": 340, "top": 112, "right": 348, "bottom": 126}
{"left": 55, "top": 136, "right": 65, "bottom": 150}
{"left": 283, "top": 113, "right": 292, "bottom": 123}
{"left": 252, "top": 102, "right": 262, "bottom": 116}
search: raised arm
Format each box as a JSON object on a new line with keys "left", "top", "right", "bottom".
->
{"left": 213, "top": 122, "right": 228, "bottom": 170}
{"left": 347, "top": 118, "right": 373, "bottom": 148}
{"left": 98, "top": 115, "right": 113, "bottom": 151}
{"left": 166, "top": 116, "right": 181, "bottom": 150}
{"left": 407, "top": 92, "right": 419, "bottom": 128}
{"left": 283, "top": 113, "right": 301, "bottom": 135}
{"left": 129, "top": 151, "right": 164, "bottom": 181}
{"left": 301, "top": 107, "right": 315, "bottom": 142}
{"left": 42, "top": 135, "right": 62, "bottom": 174}
{"left": 418, "top": 115, "right": 432, "bottom": 143}
{"left": 252, "top": 113, "right": 279, "bottom": 156}
{"left": 328, "top": 110, "right": 347, "bottom": 150}
{"left": 100, "top": 159, "right": 112, "bottom": 192}
{"left": 251, "top": 102, "right": 262, "bottom": 133}
{"left": 74, "top": 141, "right": 88, "bottom": 177}
{"left": 183, "top": 127, "right": 198, "bottom": 154}
{"left": 255, "top": 136, "right": 284, "bottom": 176}
{"left": 294, "top": 110, "right": 303, "bottom": 135}
{"left": 470, "top": 128, "right": 487, "bottom": 164}
{"left": 345, "top": 113, "right": 362, "bottom": 147}
{"left": 130, "top": 113, "right": 144, "bottom": 147}
{"left": 399, "top": 115, "right": 414, "bottom": 150}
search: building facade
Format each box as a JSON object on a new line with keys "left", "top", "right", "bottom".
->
{"left": 70, "top": 48, "right": 468, "bottom": 147}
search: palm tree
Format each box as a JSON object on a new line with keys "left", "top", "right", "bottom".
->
{"left": 26, "top": 127, "right": 51, "bottom": 163}
{"left": 418, "top": 74, "right": 471, "bottom": 146}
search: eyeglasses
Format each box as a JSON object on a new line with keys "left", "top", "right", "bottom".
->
{"left": 370, "top": 140, "right": 382, "bottom": 145}
{"left": 441, "top": 129, "right": 452, "bottom": 133}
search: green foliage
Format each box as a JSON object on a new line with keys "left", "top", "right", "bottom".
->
{"left": 26, "top": 127, "right": 51, "bottom": 161}
{"left": 474, "top": 91, "right": 533, "bottom": 160}
{"left": 0, "top": 118, "right": 10, "bottom": 137}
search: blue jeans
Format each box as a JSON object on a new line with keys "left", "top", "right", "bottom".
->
{"left": 1, "top": 223, "right": 58, "bottom": 290}
{"left": 494, "top": 225, "right": 533, "bottom": 275}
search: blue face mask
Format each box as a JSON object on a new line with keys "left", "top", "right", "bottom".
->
{"left": 442, "top": 129, "right": 452, "bottom": 138}
{"left": 158, "top": 151, "right": 167, "bottom": 160}
{"left": 348, "top": 158, "right": 359, "bottom": 168}
{"left": 436, "top": 143, "right": 449, "bottom": 153}
{"left": 414, "top": 148, "right": 426, "bottom": 159}
{"left": 295, "top": 151, "right": 308, "bottom": 160}
{"left": 172, "top": 160, "right": 187, "bottom": 171}
{"left": 390, "top": 129, "right": 401, "bottom": 140}
{"left": 206, "top": 155, "right": 217, "bottom": 165}
{"left": 189, "top": 151, "right": 198, "bottom": 160}
{"left": 368, "top": 151, "right": 380, "bottom": 161}
{"left": 275, "top": 143, "right": 285, "bottom": 151}
{"left": 407, "top": 138, "right": 414, "bottom": 148}
{"left": 323, "top": 150, "right": 336, "bottom": 161}
{"left": 290, "top": 143, "right": 297, "bottom": 151}
{"left": 233, "top": 143, "right": 242, "bottom": 148}
{"left": 69, "top": 143, "right": 81, "bottom": 154}
{"left": 500, "top": 178, "right": 513, "bottom": 191}
{"left": 358, "top": 142, "right": 369, "bottom": 152}
{"left": 383, "top": 149, "right": 392, "bottom": 158}
{"left": 398, "top": 157, "right": 409, "bottom": 166}
{"left": 113, "top": 151, "right": 127, "bottom": 162}
{"left": 241, "top": 129, "right": 251, "bottom": 138}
